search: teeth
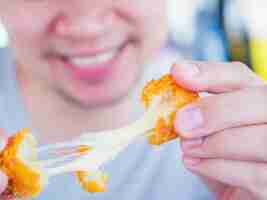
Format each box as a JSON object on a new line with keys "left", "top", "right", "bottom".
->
{"left": 67, "top": 49, "right": 118, "bottom": 68}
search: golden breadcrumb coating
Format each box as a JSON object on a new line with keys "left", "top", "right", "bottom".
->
{"left": 75, "top": 171, "right": 108, "bottom": 193}
{"left": 0, "top": 129, "right": 45, "bottom": 199}
{"left": 141, "top": 74, "right": 199, "bottom": 145}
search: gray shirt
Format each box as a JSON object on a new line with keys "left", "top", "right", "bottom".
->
{"left": 0, "top": 47, "right": 214, "bottom": 200}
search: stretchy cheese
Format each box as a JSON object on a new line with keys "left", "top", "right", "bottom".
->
{"left": 0, "top": 73, "right": 199, "bottom": 197}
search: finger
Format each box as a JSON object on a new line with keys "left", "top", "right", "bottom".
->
{"left": 183, "top": 156, "right": 267, "bottom": 199}
{"left": 181, "top": 125, "right": 267, "bottom": 162}
{"left": 225, "top": 189, "right": 255, "bottom": 200}
{"left": 200, "top": 176, "right": 254, "bottom": 200}
{"left": 198, "top": 175, "right": 227, "bottom": 198}
{"left": 171, "top": 61, "right": 264, "bottom": 93}
{"left": 175, "top": 86, "right": 267, "bottom": 138}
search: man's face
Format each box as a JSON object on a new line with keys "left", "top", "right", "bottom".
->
{"left": 0, "top": 0, "right": 167, "bottom": 107}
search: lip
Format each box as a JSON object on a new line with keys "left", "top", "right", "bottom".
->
{"left": 58, "top": 46, "right": 120, "bottom": 58}
{"left": 47, "top": 41, "right": 128, "bottom": 83}
{"left": 52, "top": 35, "right": 131, "bottom": 58}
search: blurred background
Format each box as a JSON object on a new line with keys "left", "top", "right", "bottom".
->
{"left": 167, "top": 0, "right": 267, "bottom": 80}
{"left": 1, "top": 0, "right": 267, "bottom": 80}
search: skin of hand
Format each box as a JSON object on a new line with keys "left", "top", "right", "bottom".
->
{"left": 172, "top": 61, "right": 267, "bottom": 200}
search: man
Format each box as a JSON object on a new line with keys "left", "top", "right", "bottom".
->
{"left": 0, "top": 1, "right": 266, "bottom": 199}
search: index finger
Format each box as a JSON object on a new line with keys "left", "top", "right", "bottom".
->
{"left": 171, "top": 61, "right": 264, "bottom": 93}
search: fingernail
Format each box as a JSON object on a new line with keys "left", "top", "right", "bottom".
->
{"left": 174, "top": 62, "right": 200, "bottom": 77}
{"left": 183, "top": 157, "right": 201, "bottom": 166}
{"left": 176, "top": 106, "right": 204, "bottom": 135}
{"left": 181, "top": 138, "right": 203, "bottom": 150}
{"left": 0, "top": 170, "right": 8, "bottom": 194}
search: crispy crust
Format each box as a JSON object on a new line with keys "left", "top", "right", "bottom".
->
{"left": 0, "top": 129, "right": 43, "bottom": 199}
{"left": 141, "top": 74, "right": 199, "bottom": 145}
{"left": 75, "top": 171, "right": 108, "bottom": 193}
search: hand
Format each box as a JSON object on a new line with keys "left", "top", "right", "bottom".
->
{"left": 171, "top": 61, "right": 267, "bottom": 200}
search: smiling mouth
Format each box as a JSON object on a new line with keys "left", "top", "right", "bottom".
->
{"left": 64, "top": 47, "right": 120, "bottom": 69}
{"left": 48, "top": 41, "right": 128, "bottom": 82}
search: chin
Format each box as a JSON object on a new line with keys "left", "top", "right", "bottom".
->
{"left": 56, "top": 69, "right": 141, "bottom": 109}
{"left": 57, "top": 85, "right": 131, "bottom": 109}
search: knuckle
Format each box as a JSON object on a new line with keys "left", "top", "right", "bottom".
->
{"left": 231, "top": 61, "right": 248, "bottom": 70}
{"left": 202, "top": 135, "right": 220, "bottom": 156}
{"left": 231, "top": 61, "right": 262, "bottom": 85}
{"left": 199, "top": 136, "right": 212, "bottom": 155}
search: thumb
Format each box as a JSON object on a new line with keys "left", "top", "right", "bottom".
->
{"left": 195, "top": 173, "right": 254, "bottom": 200}
{"left": 187, "top": 166, "right": 255, "bottom": 200}
{"left": 200, "top": 176, "right": 226, "bottom": 196}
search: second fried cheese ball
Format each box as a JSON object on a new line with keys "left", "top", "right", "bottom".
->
{"left": 141, "top": 74, "right": 199, "bottom": 145}
{"left": 0, "top": 129, "right": 47, "bottom": 199}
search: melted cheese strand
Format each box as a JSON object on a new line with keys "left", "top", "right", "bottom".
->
{"left": 44, "top": 98, "right": 161, "bottom": 177}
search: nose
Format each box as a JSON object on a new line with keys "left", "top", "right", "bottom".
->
{"left": 50, "top": 1, "right": 113, "bottom": 40}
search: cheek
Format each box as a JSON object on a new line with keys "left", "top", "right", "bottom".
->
{"left": 1, "top": 4, "right": 55, "bottom": 56}
{"left": 0, "top": 4, "right": 57, "bottom": 80}
{"left": 118, "top": 0, "right": 167, "bottom": 62}
{"left": 133, "top": 0, "right": 168, "bottom": 60}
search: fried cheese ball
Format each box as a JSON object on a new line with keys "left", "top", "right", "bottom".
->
{"left": 0, "top": 129, "right": 46, "bottom": 199}
{"left": 141, "top": 74, "right": 199, "bottom": 145}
